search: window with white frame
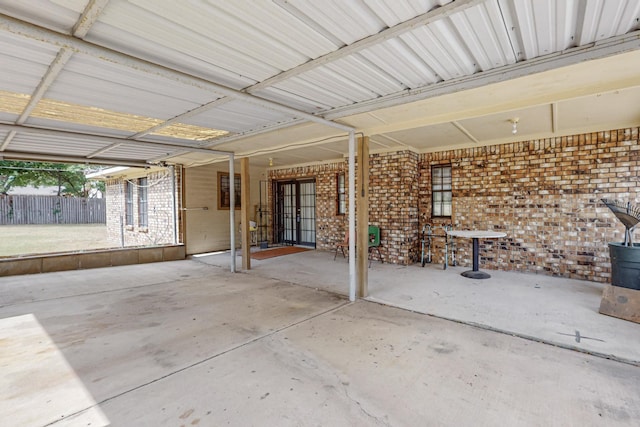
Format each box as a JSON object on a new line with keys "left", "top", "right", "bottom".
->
{"left": 138, "top": 177, "right": 148, "bottom": 228}
{"left": 431, "top": 164, "right": 452, "bottom": 217}
{"left": 125, "top": 180, "right": 133, "bottom": 226}
{"left": 337, "top": 172, "right": 346, "bottom": 215}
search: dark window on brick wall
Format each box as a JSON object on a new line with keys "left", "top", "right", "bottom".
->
{"left": 138, "top": 177, "right": 148, "bottom": 228}
{"left": 432, "top": 164, "right": 452, "bottom": 217}
{"left": 337, "top": 172, "right": 346, "bottom": 215}
{"left": 125, "top": 181, "right": 133, "bottom": 226}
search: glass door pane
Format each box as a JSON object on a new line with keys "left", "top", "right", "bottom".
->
{"left": 283, "top": 183, "right": 296, "bottom": 243}
{"left": 299, "top": 181, "right": 316, "bottom": 245}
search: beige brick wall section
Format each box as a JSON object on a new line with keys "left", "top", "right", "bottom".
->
{"left": 419, "top": 128, "right": 640, "bottom": 282}
{"left": 264, "top": 127, "right": 638, "bottom": 282}
{"left": 106, "top": 169, "right": 178, "bottom": 247}
{"left": 269, "top": 162, "right": 346, "bottom": 251}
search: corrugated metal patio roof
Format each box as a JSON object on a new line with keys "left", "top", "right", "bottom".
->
{"left": 0, "top": 0, "right": 639, "bottom": 167}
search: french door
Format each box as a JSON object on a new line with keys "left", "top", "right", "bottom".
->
{"left": 274, "top": 179, "right": 316, "bottom": 247}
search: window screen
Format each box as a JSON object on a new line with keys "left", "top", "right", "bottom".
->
{"left": 432, "top": 165, "right": 452, "bottom": 217}
{"left": 125, "top": 181, "right": 133, "bottom": 226}
{"left": 337, "top": 173, "right": 346, "bottom": 215}
{"left": 138, "top": 177, "right": 148, "bottom": 228}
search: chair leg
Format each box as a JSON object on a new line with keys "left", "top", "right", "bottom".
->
{"left": 368, "top": 246, "right": 383, "bottom": 267}
{"left": 376, "top": 247, "right": 383, "bottom": 263}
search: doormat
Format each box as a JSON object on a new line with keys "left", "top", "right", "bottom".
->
{"left": 251, "top": 246, "right": 311, "bottom": 260}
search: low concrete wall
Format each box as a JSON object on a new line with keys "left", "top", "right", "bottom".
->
{"left": 0, "top": 245, "right": 186, "bottom": 277}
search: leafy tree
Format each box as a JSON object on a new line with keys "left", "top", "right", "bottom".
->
{"left": 0, "top": 160, "right": 105, "bottom": 197}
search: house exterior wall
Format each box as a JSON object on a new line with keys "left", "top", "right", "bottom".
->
{"left": 369, "top": 150, "right": 420, "bottom": 264}
{"left": 183, "top": 162, "right": 263, "bottom": 255}
{"left": 269, "top": 127, "right": 639, "bottom": 283}
{"left": 268, "top": 151, "right": 420, "bottom": 262}
{"left": 419, "top": 127, "right": 639, "bottom": 282}
{"left": 106, "top": 169, "right": 177, "bottom": 247}
{"left": 269, "top": 162, "right": 346, "bottom": 251}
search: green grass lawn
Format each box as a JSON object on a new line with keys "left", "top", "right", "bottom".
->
{"left": 0, "top": 224, "right": 111, "bottom": 257}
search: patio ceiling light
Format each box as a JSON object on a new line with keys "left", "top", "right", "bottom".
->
{"left": 509, "top": 117, "right": 519, "bottom": 135}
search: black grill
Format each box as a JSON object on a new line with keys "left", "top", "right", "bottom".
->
{"left": 601, "top": 199, "right": 640, "bottom": 246}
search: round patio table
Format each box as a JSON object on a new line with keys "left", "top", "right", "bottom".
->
{"left": 446, "top": 230, "right": 506, "bottom": 279}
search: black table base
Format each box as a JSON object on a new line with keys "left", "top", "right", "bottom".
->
{"left": 461, "top": 270, "right": 491, "bottom": 279}
{"left": 462, "top": 237, "right": 491, "bottom": 279}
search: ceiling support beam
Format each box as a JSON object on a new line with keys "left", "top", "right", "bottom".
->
{"left": 18, "top": 49, "right": 74, "bottom": 124}
{"left": 0, "top": 15, "right": 353, "bottom": 134}
{"left": 551, "top": 103, "right": 559, "bottom": 133}
{"left": 0, "top": 0, "right": 107, "bottom": 153}
{"left": 0, "top": 151, "right": 149, "bottom": 168}
{"left": 0, "top": 48, "right": 74, "bottom": 153}
{"left": 204, "top": 118, "right": 306, "bottom": 148}
{"left": 0, "top": 131, "right": 14, "bottom": 151}
{"left": 72, "top": 0, "right": 110, "bottom": 36}
{"left": 87, "top": 143, "right": 122, "bottom": 158}
{"left": 452, "top": 121, "right": 479, "bottom": 143}
{"left": 0, "top": 123, "right": 233, "bottom": 156}
{"left": 132, "top": 97, "right": 233, "bottom": 139}
{"left": 324, "top": 30, "right": 640, "bottom": 121}
{"left": 254, "top": 0, "right": 484, "bottom": 92}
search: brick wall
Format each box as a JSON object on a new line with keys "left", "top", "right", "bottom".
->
{"left": 106, "top": 169, "right": 178, "bottom": 247}
{"left": 369, "top": 151, "right": 420, "bottom": 264}
{"left": 268, "top": 162, "right": 346, "bottom": 250}
{"left": 269, "top": 127, "right": 638, "bottom": 282}
{"left": 419, "top": 128, "right": 640, "bottom": 282}
{"left": 269, "top": 151, "right": 420, "bottom": 263}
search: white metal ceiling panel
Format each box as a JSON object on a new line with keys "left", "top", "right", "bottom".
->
{"left": 83, "top": 0, "right": 274, "bottom": 87}
{"left": 447, "top": 1, "right": 517, "bottom": 70}
{"left": 364, "top": 0, "right": 452, "bottom": 27}
{"left": 273, "top": 77, "right": 355, "bottom": 109}
{"left": 0, "top": 33, "right": 61, "bottom": 94}
{"left": 500, "top": 0, "right": 640, "bottom": 61}
{"left": 96, "top": 143, "right": 178, "bottom": 160}
{"left": 182, "top": 100, "right": 295, "bottom": 135}
{"left": 8, "top": 131, "right": 177, "bottom": 162}
{"left": 9, "top": 132, "right": 110, "bottom": 157}
{"left": 46, "top": 53, "right": 219, "bottom": 119}
{"left": 326, "top": 54, "right": 407, "bottom": 94}
{"left": 249, "top": 87, "right": 334, "bottom": 114}
{"left": 294, "top": 67, "right": 382, "bottom": 105}
{"left": 86, "top": 23, "right": 256, "bottom": 91}
{"left": 23, "top": 117, "right": 136, "bottom": 138}
{"left": 359, "top": 39, "right": 439, "bottom": 90}
{"left": 221, "top": 0, "right": 338, "bottom": 60}
{"left": 0, "top": 0, "right": 80, "bottom": 33}
{"left": 2, "top": 0, "right": 640, "bottom": 167}
{"left": 0, "top": 112, "right": 18, "bottom": 122}
{"left": 400, "top": 25, "right": 477, "bottom": 81}
{"left": 282, "top": 0, "right": 387, "bottom": 45}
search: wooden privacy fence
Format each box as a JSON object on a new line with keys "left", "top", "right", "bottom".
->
{"left": 0, "top": 195, "right": 106, "bottom": 225}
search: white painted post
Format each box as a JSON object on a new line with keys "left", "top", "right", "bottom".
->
{"left": 229, "top": 154, "right": 236, "bottom": 273}
{"left": 348, "top": 131, "right": 356, "bottom": 301}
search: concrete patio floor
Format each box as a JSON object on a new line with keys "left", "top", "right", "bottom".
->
{"left": 199, "top": 248, "right": 640, "bottom": 365}
{"left": 0, "top": 250, "right": 638, "bottom": 426}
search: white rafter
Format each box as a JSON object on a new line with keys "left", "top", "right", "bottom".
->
{"left": 0, "top": 0, "right": 109, "bottom": 153}
{"left": 250, "top": 0, "right": 484, "bottom": 93}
